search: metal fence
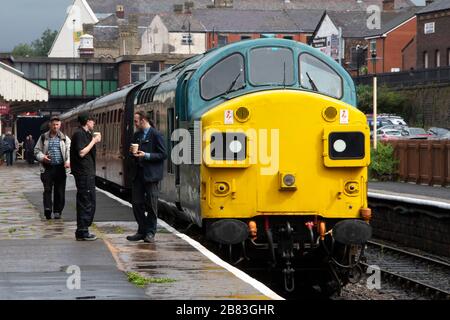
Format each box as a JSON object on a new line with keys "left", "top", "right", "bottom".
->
{"left": 355, "top": 66, "right": 450, "bottom": 87}
{"left": 388, "top": 140, "right": 450, "bottom": 187}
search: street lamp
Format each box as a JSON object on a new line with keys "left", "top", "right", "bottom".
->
{"left": 181, "top": 19, "right": 191, "bottom": 54}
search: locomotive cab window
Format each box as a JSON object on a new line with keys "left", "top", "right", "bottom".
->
{"left": 249, "top": 47, "right": 294, "bottom": 86}
{"left": 299, "top": 53, "right": 343, "bottom": 99}
{"left": 200, "top": 53, "right": 245, "bottom": 100}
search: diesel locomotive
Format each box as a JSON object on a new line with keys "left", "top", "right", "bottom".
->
{"left": 61, "top": 39, "right": 372, "bottom": 294}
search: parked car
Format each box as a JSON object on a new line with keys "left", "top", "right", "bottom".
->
{"left": 428, "top": 127, "right": 450, "bottom": 140}
{"left": 400, "top": 127, "right": 432, "bottom": 139}
{"left": 366, "top": 114, "right": 407, "bottom": 132}
{"left": 376, "top": 128, "right": 402, "bottom": 141}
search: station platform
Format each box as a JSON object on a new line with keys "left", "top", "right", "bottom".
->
{"left": 0, "top": 162, "right": 279, "bottom": 300}
{"left": 368, "top": 181, "right": 450, "bottom": 208}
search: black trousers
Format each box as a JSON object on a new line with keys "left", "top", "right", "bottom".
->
{"left": 40, "top": 164, "right": 66, "bottom": 215}
{"left": 74, "top": 174, "right": 96, "bottom": 236}
{"left": 132, "top": 175, "right": 159, "bottom": 236}
{"left": 5, "top": 151, "right": 13, "bottom": 166}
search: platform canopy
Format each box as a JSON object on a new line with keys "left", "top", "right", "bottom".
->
{"left": 0, "top": 61, "right": 48, "bottom": 114}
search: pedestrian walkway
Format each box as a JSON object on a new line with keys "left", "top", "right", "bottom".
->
{"left": 0, "top": 162, "right": 278, "bottom": 300}
{"left": 368, "top": 181, "right": 450, "bottom": 208}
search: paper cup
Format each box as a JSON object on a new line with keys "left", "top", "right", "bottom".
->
{"left": 131, "top": 143, "right": 139, "bottom": 154}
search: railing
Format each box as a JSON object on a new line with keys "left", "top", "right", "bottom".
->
{"left": 388, "top": 140, "right": 450, "bottom": 187}
{"left": 354, "top": 66, "right": 450, "bottom": 87}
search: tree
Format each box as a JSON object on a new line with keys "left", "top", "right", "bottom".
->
{"left": 357, "top": 84, "right": 407, "bottom": 115}
{"left": 12, "top": 43, "right": 35, "bottom": 57}
{"left": 32, "top": 29, "right": 58, "bottom": 56}
{"left": 11, "top": 29, "right": 57, "bottom": 57}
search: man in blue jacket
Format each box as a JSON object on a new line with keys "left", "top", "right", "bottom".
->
{"left": 127, "top": 111, "right": 167, "bottom": 243}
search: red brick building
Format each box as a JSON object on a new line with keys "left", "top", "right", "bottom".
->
{"left": 416, "top": 0, "right": 450, "bottom": 69}
{"left": 365, "top": 9, "right": 418, "bottom": 74}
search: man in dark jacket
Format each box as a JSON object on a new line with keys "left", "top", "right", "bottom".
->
{"left": 70, "top": 113, "right": 101, "bottom": 241}
{"left": 127, "top": 111, "right": 167, "bottom": 243}
{"left": 3, "top": 131, "right": 17, "bottom": 166}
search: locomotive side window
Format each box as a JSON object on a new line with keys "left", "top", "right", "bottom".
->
{"left": 200, "top": 53, "right": 245, "bottom": 100}
{"left": 249, "top": 47, "right": 294, "bottom": 86}
{"left": 299, "top": 53, "right": 343, "bottom": 99}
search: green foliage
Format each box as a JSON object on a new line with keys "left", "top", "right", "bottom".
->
{"left": 12, "top": 43, "right": 35, "bottom": 57}
{"left": 357, "top": 84, "right": 408, "bottom": 115}
{"left": 369, "top": 143, "right": 398, "bottom": 180}
{"left": 12, "top": 29, "right": 57, "bottom": 57}
{"left": 126, "top": 272, "right": 176, "bottom": 288}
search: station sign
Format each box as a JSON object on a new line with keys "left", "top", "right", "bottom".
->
{"left": 0, "top": 103, "right": 10, "bottom": 115}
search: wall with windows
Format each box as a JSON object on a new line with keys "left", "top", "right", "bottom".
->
{"left": 14, "top": 61, "right": 118, "bottom": 98}
{"left": 206, "top": 33, "right": 303, "bottom": 50}
{"left": 416, "top": 9, "right": 450, "bottom": 69}
{"left": 366, "top": 17, "right": 416, "bottom": 74}
{"left": 168, "top": 32, "right": 206, "bottom": 54}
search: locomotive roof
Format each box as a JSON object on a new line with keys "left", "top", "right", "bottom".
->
{"left": 139, "top": 38, "right": 357, "bottom": 120}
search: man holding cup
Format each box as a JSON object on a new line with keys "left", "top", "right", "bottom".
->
{"left": 70, "top": 113, "right": 101, "bottom": 241}
{"left": 127, "top": 111, "right": 167, "bottom": 243}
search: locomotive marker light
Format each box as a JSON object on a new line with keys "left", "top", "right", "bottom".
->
{"left": 333, "top": 139, "right": 347, "bottom": 153}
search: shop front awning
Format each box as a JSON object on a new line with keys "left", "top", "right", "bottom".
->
{"left": 0, "top": 61, "right": 48, "bottom": 114}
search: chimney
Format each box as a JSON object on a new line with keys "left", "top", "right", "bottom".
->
{"left": 78, "top": 34, "right": 94, "bottom": 58}
{"left": 116, "top": 5, "right": 125, "bottom": 19}
{"left": 174, "top": 4, "right": 183, "bottom": 13}
{"left": 425, "top": 0, "right": 434, "bottom": 5}
{"left": 382, "top": 0, "right": 395, "bottom": 11}
{"left": 184, "top": 1, "right": 194, "bottom": 14}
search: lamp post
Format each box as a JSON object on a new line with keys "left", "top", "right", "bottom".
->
{"left": 181, "top": 19, "right": 191, "bottom": 54}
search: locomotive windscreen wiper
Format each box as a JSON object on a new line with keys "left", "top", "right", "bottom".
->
{"left": 306, "top": 72, "right": 319, "bottom": 92}
{"left": 222, "top": 70, "right": 243, "bottom": 99}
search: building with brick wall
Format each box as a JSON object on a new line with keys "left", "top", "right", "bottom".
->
{"left": 416, "top": 0, "right": 450, "bottom": 69}
{"left": 365, "top": 8, "right": 418, "bottom": 74}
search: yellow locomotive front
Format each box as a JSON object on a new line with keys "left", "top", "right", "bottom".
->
{"left": 200, "top": 89, "right": 372, "bottom": 293}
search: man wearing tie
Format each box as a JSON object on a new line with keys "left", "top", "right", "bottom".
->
{"left": 127, "top": 111, "right": 167, "bottom": 243}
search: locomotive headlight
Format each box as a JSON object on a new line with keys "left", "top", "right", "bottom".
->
{"left": 283, "top": 174, "right": 296, "bottom": 186}
{"left": 210, "top": 132, "right": 247, "bottom": 161}
{"left": 333, "top": 139, "right": 347, "bottom": 153}
{"left": 229, "top": 140, "right": 242, "bottom": 153}
{"left": 279, "top": 172, "right": 297, "bottom": 190}
{"left": 328, "top": 132, "right": 365, "bottom": 160}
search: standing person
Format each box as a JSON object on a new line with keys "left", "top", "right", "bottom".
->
{"left": 127, "top": 111, "right": 166, "bottom": 243}
{"left": 34, "top": 117, "right": 71, "bottom": 220}
{"left": 25, "top": 135, "right": 36, "bottom": 164}
{"left": 70, "top": 113, "right": 101, "bottom": 241}
{"left": 3, "top": 131, "right": 17, "bottom": 166}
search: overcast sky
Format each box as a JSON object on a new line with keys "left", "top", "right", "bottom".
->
{"left": 0, "top": 0, "right": 73, "bottom": 51}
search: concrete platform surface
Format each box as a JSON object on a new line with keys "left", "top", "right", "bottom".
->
{"left": 0, "top": 161, "right": 275, "bottom": 300}
{"left": 369, "top": 181, "right": 450, "bottom": 205}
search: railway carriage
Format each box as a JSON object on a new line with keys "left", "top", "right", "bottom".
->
{"left": 61, "top": 38, "right": 372, "bottom": 294}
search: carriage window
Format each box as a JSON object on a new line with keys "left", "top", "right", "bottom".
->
{"left": 299, "top": 53, "right": 343, "bottom": 99}
{"left": 249, "top": 47, "right": 294, "bottom": 86}
{"left": 118, "top": 109, "right": 123, "bottom": 123}
{"left": 200, "top": 53, "right": 245, "bottom": 100}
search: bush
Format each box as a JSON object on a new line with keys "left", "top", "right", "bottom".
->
{"left": 369, "top": 142, "right": 398, "bottom": 180}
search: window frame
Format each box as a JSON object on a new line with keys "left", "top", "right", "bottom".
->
{"left": 248, "top": 46, "right": 295, "bottom": 87}
{"left": 298, "top": 52, "right": 344, "bottom": 100}
{"left": 199, "top": 52, "right": 246, "bottom": 101}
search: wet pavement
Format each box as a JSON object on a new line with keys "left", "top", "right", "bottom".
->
{"left": 369, "top": 181, "right": 450, "bottom": 204}
{"left": 0, "top": 161, "right": 273, "bottom": 300}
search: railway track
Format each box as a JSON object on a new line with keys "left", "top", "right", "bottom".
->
{"left": 363, "top": 240, "right": 450, "bottom": 300}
